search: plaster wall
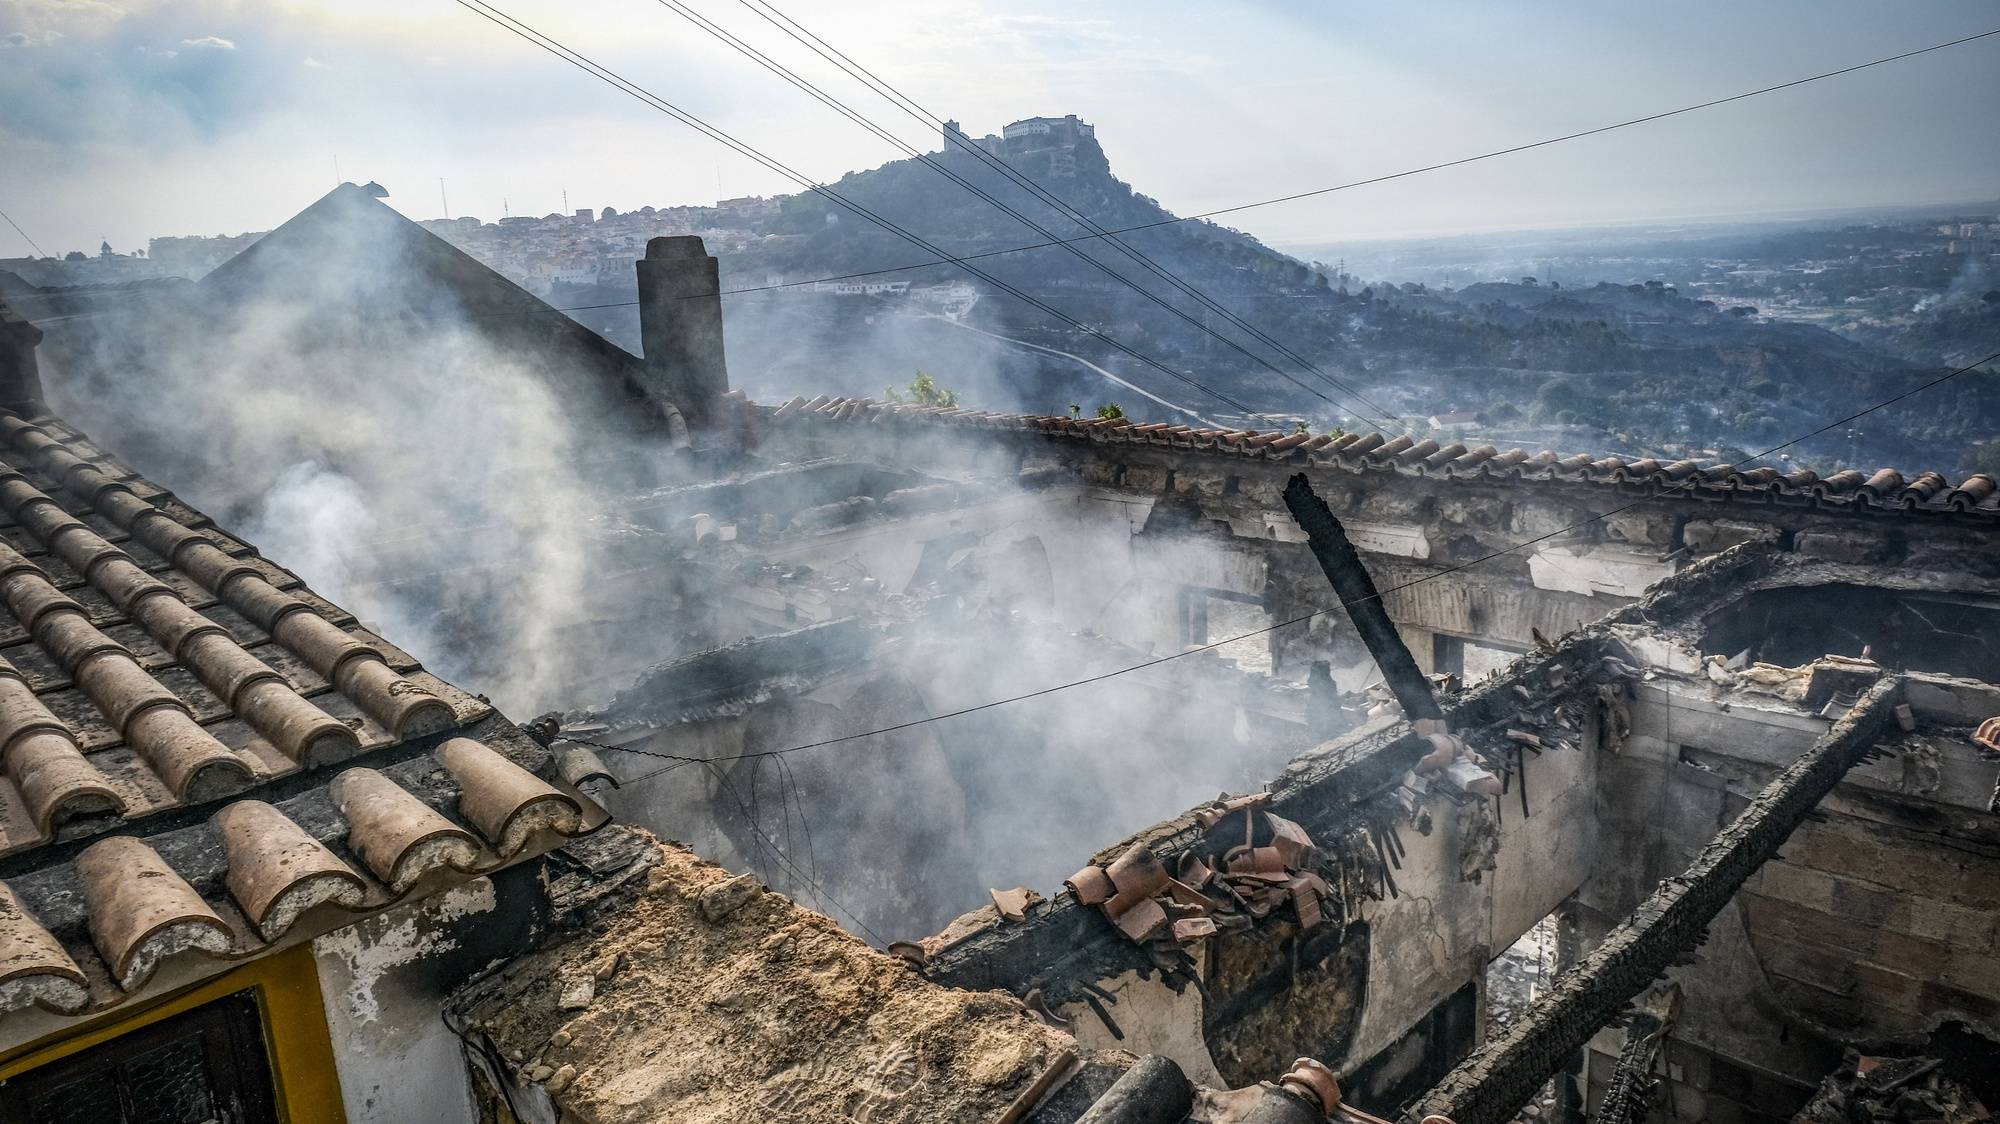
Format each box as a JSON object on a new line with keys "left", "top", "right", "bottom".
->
{"left": 1345, "top": 720, "right": 1599, "bottom": 1068}
{"left": 313, "top": 871, "right": 549, "bottom": 1124}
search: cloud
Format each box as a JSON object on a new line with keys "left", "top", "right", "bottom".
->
{"left": 180, "top": 34, "right": 231, "bottom": 49}
{"left": 302, "top": 55, "right": 326, "bottom": 69}
{"left": 0, "top": 0, "right": 125, "bottom": 32}
{"left": 2, "top": 29, "right": 62, "bottom": 46}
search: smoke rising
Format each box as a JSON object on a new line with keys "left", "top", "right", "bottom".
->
{"left": 33, "top": 193, "right": 1350, "bottom": 943}
{"left": 37, "top": 195, "right": 654, "bottom": 714}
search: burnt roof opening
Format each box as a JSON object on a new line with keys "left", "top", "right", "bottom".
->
{"left": 1700, "top": 583, "right": 2000, "bottom": 682}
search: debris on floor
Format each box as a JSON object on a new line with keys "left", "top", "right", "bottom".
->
{"left": 1065, "top": 795, "right": 1344, "bottom": 964}
{"left": 1794, "top": 1051, "right": 1992, "bottom": 1124}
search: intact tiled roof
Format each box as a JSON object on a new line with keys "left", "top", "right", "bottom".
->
{"left": 767, "top": 396, "right": 2000, "bottom": 518}
{"left": 0, "top": 410, "right": 605, "bottom": 1018}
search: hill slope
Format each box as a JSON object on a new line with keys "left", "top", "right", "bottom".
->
{"left": 555, "top": 119, "right": 1994, "bottom": 472}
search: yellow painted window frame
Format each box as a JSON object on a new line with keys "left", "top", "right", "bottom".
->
{"left": 0, "top": 942, "right": 348, "bottom": 1123}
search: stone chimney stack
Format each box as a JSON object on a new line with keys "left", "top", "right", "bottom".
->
{"left": 0, "top": 304, "right": 47, "bottom": 414}
{"left": 636, "top": 235, "right": 729, "bottom": 431}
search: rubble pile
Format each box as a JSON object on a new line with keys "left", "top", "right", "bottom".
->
{"left": 1062, "top": 793, "right": 1390, "bottom": 972}
{"left": 1795, "top": 1053, "right": 1992, "bottom": 1124}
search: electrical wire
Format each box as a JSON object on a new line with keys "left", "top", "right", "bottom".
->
{"left": 452, "top": 0, "right": 1263, "bottom": 418}
{"left": 593, "top": 347, "right": 2000, "bottom": 778}
{"left": 561, "top": 734, "right": 886, "bottom": 942}
{"left": 657, "top": 0, "right": 1396, "bottom": 427}
{"left": 702, "top": 758, "right": 889, "bottom": 944}
{"left": 736, "top": 0, "right": 1401, "bottom": 424}
{"left": 45, "top": 22, "right": 1996, "bottom": 417}
{"left": 0, "top": 206, "right": 49, "bottom": 261}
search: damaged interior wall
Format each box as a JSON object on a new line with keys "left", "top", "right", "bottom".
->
{"left": 1575, "top": 633, "right": 2000, "bottom": 1123}
{"left": 872, "top": 606, "right": 1631, "bottom": 1106}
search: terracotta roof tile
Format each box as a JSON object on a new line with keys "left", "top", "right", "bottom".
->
{"left": 1949, "top": 474, "right": 1996, "bottom": 510}
{"left": 438, "top": 736, "right": 583, "bottom": 856}
{"left": 0, "top": 735, "right": 600, "bottom": 1022}
{"left": 0, "top": 410, "right": 606, "bottom": 1028}
{"left": 214, "top": 800, "right": 365, "bottom": 941}
{"left": 0, "top": 881, "right": 85, "bottom": 1013}
{"left": 0, "top": 665, "right": 122, "bottom": 832}
{"left": 76, "top": 834, "right": 234, "bottom": 990}
{"left": 328, "top": 767, "right": 478, "bottom": 892}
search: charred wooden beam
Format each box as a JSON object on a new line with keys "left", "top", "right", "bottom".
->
{"left": 1282, "top": 474, "right": 1442, "bottom": 724}
{"left": 1406, "top": 676, "right": 1905, "bottom": 1124}
{"left": 1596, "top": 985, "right": 1679, "bottom": 1124}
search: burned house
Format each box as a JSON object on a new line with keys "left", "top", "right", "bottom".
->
{"left": 3, "top": 185, "right": 1997, "bottom": 1123}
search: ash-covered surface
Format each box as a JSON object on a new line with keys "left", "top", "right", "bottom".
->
{"left": 450, "top": 830, "right": 1078, "bottom": 1123}
{"left": 1797, "top": 1050, "right": 1994, "bottom": 1124}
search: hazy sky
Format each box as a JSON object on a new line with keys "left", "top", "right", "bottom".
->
{"left": 3, "top": 0, "right": 1997, "bottom": 257}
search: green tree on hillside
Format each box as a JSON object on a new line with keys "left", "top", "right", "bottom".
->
{"left": 883, "top": 371, "right": 958, "bottom": 408}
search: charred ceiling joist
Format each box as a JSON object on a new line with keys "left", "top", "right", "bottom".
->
{"left": 1281, "top": 473, "right": 1441, "bottom": 726}
{"left": 1407, "top": 675, "right": 1908, "bottom": 1124}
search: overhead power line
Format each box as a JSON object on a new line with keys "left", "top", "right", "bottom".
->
{"left": 737, "top": 0, "right": 1396, "bottom": 422}
{"left": 671, "top": 0, "right": 1399, "bottom": 426}
{"left": 545, "top": 25, "right": 2000, "bottom": 309}
{"left": 654, "top": 0, "right": 1384, "bottom": 424}
{"left": 602, "top": 347, "right": 2000, "bottom": 785}
{"left": 453, "top": 0, "right": 1261, "bottom": 420}
{"left": 0, "top": 206, "right": 50, "bottom": 260}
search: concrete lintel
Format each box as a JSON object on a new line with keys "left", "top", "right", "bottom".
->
{"left": 1527, "top": 545, "right": 1678, "bottom": 598}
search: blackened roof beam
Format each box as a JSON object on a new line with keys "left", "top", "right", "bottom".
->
{"left": 1282, "top": 474, "right": 1441, "bottom": 725}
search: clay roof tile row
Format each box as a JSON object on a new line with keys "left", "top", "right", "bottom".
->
{"left": 0, "top": 407, "right": 608, "bottom": 1025}
{"left": 0, "top": 736, "right": 594, "bottom": 1012}
{"left": 769, "top": 396, "right": 2000, "bottom": 516}
{"left": 0, "top": 412, "right": 484, "bottom": 855}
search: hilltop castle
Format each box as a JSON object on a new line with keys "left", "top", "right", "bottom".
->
{"left": 941, "top": 114, "right": 1099, "bottom": 176}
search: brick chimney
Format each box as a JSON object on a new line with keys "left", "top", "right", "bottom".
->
{"left": 0, "top": 304, "right": 46, "bottom": 414}
{"left": 636, "top": 236, "right": 729, "bottom": 431}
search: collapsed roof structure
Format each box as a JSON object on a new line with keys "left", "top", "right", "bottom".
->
{"left": 0, "top": 185, "right": 1994, "bottom": 1123}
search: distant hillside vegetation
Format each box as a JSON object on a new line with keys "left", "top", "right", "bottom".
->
{"left": 574, "top": 120, "right": 1997, "bottom": 473}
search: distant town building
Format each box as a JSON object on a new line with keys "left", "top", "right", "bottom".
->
{"left": 716, "top": 195, "right": 780, "bottom": 218}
